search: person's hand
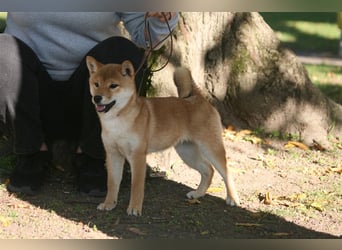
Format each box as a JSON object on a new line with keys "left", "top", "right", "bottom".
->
{"left": 145, "top": 12, "right": 177, "bottom": 22}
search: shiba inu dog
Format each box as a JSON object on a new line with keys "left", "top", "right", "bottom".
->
{"left": 86, "top": 56, "right": 240, "bottom": 216}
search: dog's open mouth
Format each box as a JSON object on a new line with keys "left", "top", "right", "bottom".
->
{"left": 95, "top": 100, "right": 116, "bottom": 113}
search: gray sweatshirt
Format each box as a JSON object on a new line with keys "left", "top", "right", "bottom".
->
{"left": 5, "top": 12, "right": 178, "bottom": 81}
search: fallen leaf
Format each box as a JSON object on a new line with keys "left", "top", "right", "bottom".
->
{"left": 309, "top": 202, "right": 324, "bottom": 212}
{"left": 310, "top": 140, "right": 326, "bottom": 151}
{"left": 244, "top": 135, "right": 263, "bottom": 144}
{"left": 288, "top": 193, "right": 307, "bottom": 201}
{"left": 0, "top": 216, "right": 12, "bottom": 227}
{"left": 236, "top": 129, "right": 253, "bottom": 139}
{"left": 329, "top": 165, "right": 342, "bottom": 174}
{"left": 260, "top": 193, "right": 307, "bottom": 208}
{"left": 264, "top": 192, "right": 272, "bottom": 205}
{"left": 284, "top": 143, "right": 296, "bottom": 149}
{"left": 7, "top": 202, "right": 34, "bottom": 209}
{"left": 226, "top": 125, "right": 235, "bottom": 131}
{"left": 285, "top": 141, "right": 309, "bottom": 150}
{"left": 276, "top": 200, "right": 303, "bottom": 208}
{"left": 222, "top": 128, "right": 236, "bottom": 140}
{"left": 187, "top": 198, "right": 201, "bottom": 204}
{"left": 263, "top": 159, "right": 276, "bottom": 168}
{"left": 250, "top": 154, "right": 265, "bottom": 162}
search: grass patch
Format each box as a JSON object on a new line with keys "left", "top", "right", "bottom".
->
{"left": 0, "top": 12, "right": 7, "bottom": 32}
{"left": 260, "top": 13, "right": 342, "bottom": 104}
{"left": 304, "top": 64, "right": 342, "bottom": 104}
{"left": 260, "top": 12, "right": 340, "bottom": 55}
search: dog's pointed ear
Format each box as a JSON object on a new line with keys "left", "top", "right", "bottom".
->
{"left": 121, "top": 60, "right": 135, "bottom": 78}
{"left": 86, "top": 56, "right": 102, "bottom": 74}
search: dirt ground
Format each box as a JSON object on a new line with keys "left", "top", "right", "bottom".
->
{"left": 0, "top": 128, "right": 341, "bottom": 239}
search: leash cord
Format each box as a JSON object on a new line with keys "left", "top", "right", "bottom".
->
{"left": 136, "top": 12, "right": 174, "bottom": 96}
{"left": 135, "top": 12, "right": 174, "bottom": 76}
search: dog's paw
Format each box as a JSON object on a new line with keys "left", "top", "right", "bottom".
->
{"left": 127, "top": 206, "right": 142, "bottom": 216}
{"left": 97, "top": 202, "right": 117, "bottom": 211}
{"left": 186, "top": 190, "right": 204, "bottom": 199}
{"left": 226, "top": 197, "right": 240, "bottom": 207}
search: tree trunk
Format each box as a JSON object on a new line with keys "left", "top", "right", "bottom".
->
{"left": 151, "top": 12, "right": 342, "bottom": 147}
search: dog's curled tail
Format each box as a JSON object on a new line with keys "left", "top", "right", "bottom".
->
{"left": 173, "top": 67, "right": 201, "bottom": 98}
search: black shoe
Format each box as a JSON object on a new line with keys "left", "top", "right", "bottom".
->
{"left": 7, "top": 151, "right": 51, "bottom": 195}
{"left": 73, "top": 153, "right": 107, "bottom": 197}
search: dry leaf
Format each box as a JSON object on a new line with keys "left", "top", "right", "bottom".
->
{"left": 236, "top": 129, "right": 253, "bottom": 138}
{"left": 0, "top": 216, "right": 12, "bottom": 227}
{"left": 222, "top": 128, "right": 236, "bottom": 140}
{"left": 309, "top": 202, "right": 324, "bottom": 212}
{"left": 311, "top": 140, "right": 326, "bottom": 151}
{"left": 277, "top": 200, "right": 303, "bottom": 208}
{"left": 250, "top": 154, "right": 265, "bottom": 162}
{"left": 187, "top": 198, "right": 201, "bottom": 204}
{"left": 7, "top": 202, "right": 34, "bottom": 209}
{"left": 285, "top": 141, "right": 309, "bottom": 150}
{"left": 284, "top": 143, "right": 296, "bottom": 149}
{"left": 264, "top": 192, "right": 272, "bottom": 205}
{"left": 226, "top": 125, "right": 235, "bottom": 131}
{"left": 288, "top": 193, "right": 307, "bottom": 201}
{"left": 244, "top": 135, "right": 263, "bottom": 144}
{"left": 329, "top": 165, "right": 342, "bottom": 174}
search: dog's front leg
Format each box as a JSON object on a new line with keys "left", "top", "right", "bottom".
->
{"left": 126, "top": 152, "right": 147, "bottom": 216}
{"left": 97, "top": 151, "right": 125, "bottom": 211}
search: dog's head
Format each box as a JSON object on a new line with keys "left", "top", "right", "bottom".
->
{"left": 86, "top": 56, "right": 136, "bottom": 114}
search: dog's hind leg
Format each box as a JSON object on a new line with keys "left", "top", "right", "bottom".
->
{"left": 197, "top": 141, "right": 240, "bottom": 206}
{"left": 175, "top": 141, "right": 214, "bottom": 199}
{"left": 97, "top": 150, "right": 125, "bottom": 211}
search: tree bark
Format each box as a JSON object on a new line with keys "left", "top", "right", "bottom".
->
{"left": 151, "top": 12, "right": 342, "bottom": 147}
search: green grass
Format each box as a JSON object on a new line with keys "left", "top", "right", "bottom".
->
{"left": 0, "top": 12, "right": 7, "bottom": 32}
{"left": 305, "top": 64, "right": 342, "bottom": 104}
{"left": 260, "top": 12, "right": 340, "bottom": 55}
{"left": 261, "top": 13, "right": 342, "bottom": 104}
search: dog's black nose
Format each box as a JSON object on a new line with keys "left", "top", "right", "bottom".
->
{"left": 93, "top": 95, "right": 102, "bottom": 104}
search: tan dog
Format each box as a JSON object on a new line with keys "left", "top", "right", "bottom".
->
{"left": 86, "top": 56, "right": 240, "bottom": 216}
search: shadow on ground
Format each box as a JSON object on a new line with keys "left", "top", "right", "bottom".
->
{"left": 7, "top": 175, "right": 338, "bottom": 239}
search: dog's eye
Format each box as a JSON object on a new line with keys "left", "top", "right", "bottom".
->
{"left": 94, "top": 82, "right": 99, "bottom": 88}
{"left": 110, "top": 83, "right": 118, "bottom": 89}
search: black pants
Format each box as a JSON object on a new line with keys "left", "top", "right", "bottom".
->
{"left": 0, "top": 34, "right": 145, "bottom": 159}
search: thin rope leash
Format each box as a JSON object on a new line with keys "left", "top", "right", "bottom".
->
{"left": 136, "top": 12, "right": 174, "bottom": 94}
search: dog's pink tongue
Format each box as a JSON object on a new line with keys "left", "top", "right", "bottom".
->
{"left": 96, "top": 105, "right": 106, "bottom": 112}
